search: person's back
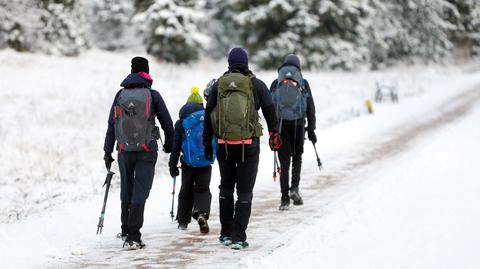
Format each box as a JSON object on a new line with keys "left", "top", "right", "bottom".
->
{"left": 103, "top": 57, "right": 174, "bottom": 249}
{"left": 203, "top": 48, "right": 280, "bottom": 249}
{"left": 169, "top": 87, "right": 214, "bottom": 234}
{"left": 269, "top": 54, "right": 317, "bottom": 210}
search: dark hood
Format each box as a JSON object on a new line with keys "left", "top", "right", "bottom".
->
{"left": 227, "top": 64, "right": 253, "bottom": 76}
{"left": 278, "top": 62, "right": 301, "bottom": 71}
{"left": 120, "top": 73, "right": 152, "bottom": 89}
{"left": 179, "top": 103, "right": 204, "bottom": 120}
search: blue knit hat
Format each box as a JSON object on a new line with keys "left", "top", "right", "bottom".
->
{"left": 228, "top": 48, "right": 248, "bottom": 67}
{"left": 284, "top": 54, "right": 301, "bottom": 69}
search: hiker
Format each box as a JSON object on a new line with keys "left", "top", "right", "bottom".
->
{"left": 103, "top": 57, "right": 174, "bottom": 249}
{"left": 169, "top": 86, "right": 215, "bottom": 234}
{"left": 203, "top": 48, "right": 280, "bottom": 249}
{"left": 269, "top": 54, "right": 316, "bottom": 210}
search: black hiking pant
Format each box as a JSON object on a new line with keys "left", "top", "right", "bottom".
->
{"left": 118, "top": 151, "right": 157, "bottom": 241}
{"left": 278, "top": 123, "right": 305, "bottom": 197}
{"left": 217, "top": 139, "right": 260, "bottom": 243}
{"left": 176, "top": 165, "right": 212, "bottom": 224}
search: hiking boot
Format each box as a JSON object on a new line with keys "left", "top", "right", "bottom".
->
{"left": 116, "top": 232, "right": 127, "bottom": 241}
{"left": 197, "top": 214, "right": 209, "bottom": 234}
{"left": 230, "top": 241, "right": 249, "bottom": 250}
{"left": 279, "top": 196, "right": 290, "bottom": 211}
{"left": 219, "top": 236, "right": 232, "bottom": 246}
{"left": 123, "top": 239, "right": 145, "bottom": 250}
{"left": 178, "top": 223, "right": 188, "bottom": 230}
{"left": 290, "top": 187, "right": 303, "bottom": 206}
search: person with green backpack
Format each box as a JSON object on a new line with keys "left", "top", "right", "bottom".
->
{"left": 203, "top": 48, "right": 280, "bottom": 249}
{"left": 168, "top": 86, "right": 215, "bottom": 234}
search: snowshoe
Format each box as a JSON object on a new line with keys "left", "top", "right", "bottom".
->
{"left": 197, "top": 214, "right": 209, "bottom": 234}
{"left": 290, "top": 187, "right": 304, "bottom": 206}
{"left": 219, "top": 236, "right": 232, "bottom": 246}
{"left": 123, "top": 239, "right": 145, "bottom": 250}
{"left": 279, "top": 196, "right": 290, "bottom": 211}
{"left": 178, "top": 223, "right": 188, "bottom": 230}
{"left": 116, "top": 233, "right": 127, "bottom": 241}
{"left": 230, "top": 241, "right": 249, "bottom": 250}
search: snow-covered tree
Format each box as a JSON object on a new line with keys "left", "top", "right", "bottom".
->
{"left": 88, "top": 0, "right": 135, "bottom": 51}
{"left": 134, "top": 0, "right": 208, "bottom": 63}
{"left": 445, "top": 0, "right": 480, "bottom": 56}
{"left": 35, "top": 0, "right": 87, "bottom": 56}
{"left": 0, "top": 0, "right": 87, "bottom": 55}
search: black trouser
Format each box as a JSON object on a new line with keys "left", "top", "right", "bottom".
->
{"left": 117, "top": 151, "right": 157, "bottom": 241}
{"left": 278, "top": 123, "right": 305, "bottom": 197}
{"left": 176, "top": 165, "right": 212, "bottom": 224}
{"left": 217, "top": 140, "right": 260, "bottom": 243}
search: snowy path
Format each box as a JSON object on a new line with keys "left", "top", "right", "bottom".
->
{"left": 49, "top": 85, "right": 480, "bottom": 268}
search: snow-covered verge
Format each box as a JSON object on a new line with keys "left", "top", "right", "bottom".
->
{"left": 248, "top": 101, "right": 480, "bottom": 269}
{"left": 1, "top": 49, "right": 480, "bottom": 268}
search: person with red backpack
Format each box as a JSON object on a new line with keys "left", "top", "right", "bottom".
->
{"left": 270, "top": 54, "right": 317, "bottom": 211}
{"left": 169, "top": 86, "right": 215, "bottom": 233}
{"left": 203, "top": 48, "right": 280, "bottom": 249}
{"left": 103, "top": 57, "right": 174, "bottom": 249}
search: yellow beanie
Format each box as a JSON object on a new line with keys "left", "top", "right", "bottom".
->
{"left": 187, "top": 86, "right": 203, "bottom": 104}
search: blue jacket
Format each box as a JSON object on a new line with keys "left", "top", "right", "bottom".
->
{"left": 168, "top": 102, "right": 204, "bottom": 166}
{"left": 103, "top": 73, "right": 174, "bottom": 153}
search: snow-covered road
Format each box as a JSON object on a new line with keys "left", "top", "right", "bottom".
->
{"left": 47, "top": 84, "right": 480, "bottom": 268}
{"left": 2, "top": 50, "right": 480, "bottom": 268}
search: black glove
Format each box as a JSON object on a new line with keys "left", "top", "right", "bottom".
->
{"left": 104, "top": 153, "right": 114, "bottom": 171}
{"left": 269, "top": 132, "right": 282, "bottom": 151}
{"left": 169, "top": 164, "right": 179, "bottom": 178}
{"left": 204, "top": 142, "right": 213, "bottom": 161}
{"left": 163, "top": 144, "right": 172, "bottom": 153}
{"left": 308, "top": 130, "right": 317, "bottom": 144}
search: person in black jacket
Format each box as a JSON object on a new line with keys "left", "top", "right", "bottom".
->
{"left": 169, "top": 87, "right": 212, "bottom": 234}
{"left": 203, "top": 48, "right": 279, "bottom": 249}
{"left": 269, "top": 54, "right": 316, "bottom": 210}
{"left": 103, "top": 57, "right": 174, "bottom": 249}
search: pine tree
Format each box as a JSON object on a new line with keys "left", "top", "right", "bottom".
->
{"left": 89, "top": 0, "right": 135, "bottom": 51}
{"left": 134, "top": 0, "right": 208, "bottom": 63}
{"left": 35, "top": 0, "right": 87, "bottom": 56}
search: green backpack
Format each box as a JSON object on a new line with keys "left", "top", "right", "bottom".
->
{"left": 211, "top": 72, "right": 263, "bottom": 140}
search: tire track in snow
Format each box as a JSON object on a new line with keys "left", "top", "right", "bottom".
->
{"left": 53, "top": 86, "right": 480, "bottom": 269}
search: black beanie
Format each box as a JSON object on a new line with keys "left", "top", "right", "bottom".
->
{"left": 131, "top": 56, "right": 149, "bottom": 74}
{"left": 228, "top": 48, "right": 248, "bottom": 67}
{"left": 283, "top": 54, "right": 301, "bottom": 69}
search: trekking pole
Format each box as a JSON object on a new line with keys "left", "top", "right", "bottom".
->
{"left": 312, "top": 142, "right": 323, "bottom": 171}
{"left": 275, "top": 152, "right": 282, "bottom": 177}
{"left": 170, "top": 176, "right": 176, "bottom": 222}
{"left": 97, "top": 170, "right": 115, "bottom": 234}
{"left": 273, "top": 152, "right": 278, "bottom": 182}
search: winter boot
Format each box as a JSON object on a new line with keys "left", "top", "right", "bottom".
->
{"left": 290, "top": 187, "right": 303, "bottom": 205}
{"left": 219, "top": 236, "right": 232, "bottom": 246}
{"left": 197, "top": 213, "right": 209, "bottom": 234}
{"left": 230, "top": 241, "right": 249, "bottom": 250}
{"left": 123, "top": 239, "right": 146, "bottom": 250}
{"left": 178, "top": 223, "right": 188, "bottom": 230}
{"left": 279, "top": 195, "right": 290, "bottom": 211}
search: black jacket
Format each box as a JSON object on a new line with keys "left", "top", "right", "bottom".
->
{"left": 103, "top": 73, "right": 175, "bottom": 153}
{"left": 269, "top": 65, "right": 316, "bottom": 133}
{"left": 203, "top": 65, "right": 278, "bottom": 145}
{"left": 169, "top": 102, "right": 204, "bottom": 166}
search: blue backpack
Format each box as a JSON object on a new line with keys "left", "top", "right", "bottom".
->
{"left": 271, "top": 65, "right": 308, "bottom": 122}
{"left": 181, "top": 110, "right": 216, "bottom": 167}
